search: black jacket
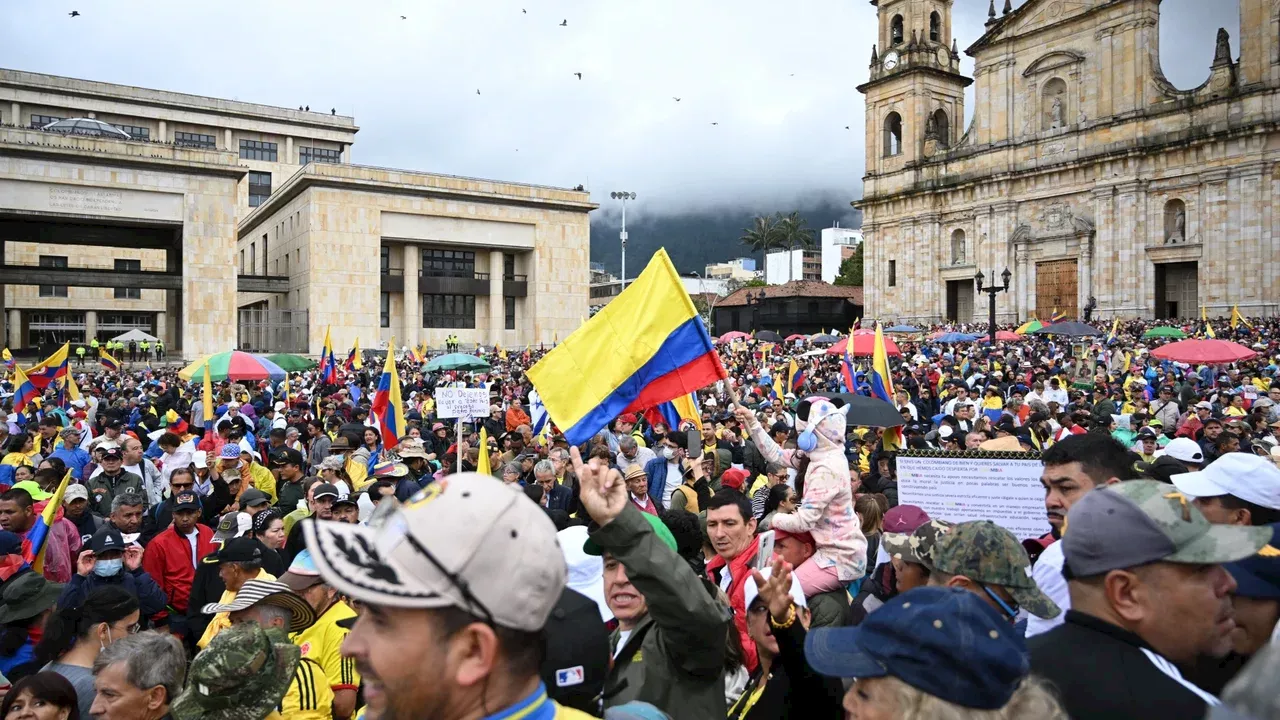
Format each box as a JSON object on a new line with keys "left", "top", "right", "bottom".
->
{"left": 727, "top": 616, "right": 844, "bottom": 720}
{"left": 1028, "top": 610, "right": 1217, "bottom": 720}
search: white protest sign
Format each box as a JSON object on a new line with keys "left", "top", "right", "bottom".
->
{"left": 896, "top": 454, "right": 1051, "bottom": 539}
{"left": 435, "top": 387, "right": 489, "bottom": 419}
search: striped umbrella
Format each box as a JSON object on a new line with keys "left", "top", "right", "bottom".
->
{"left": 178, "top": 351, "right": 287, "bottom": 382}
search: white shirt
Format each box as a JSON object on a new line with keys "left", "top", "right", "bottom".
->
{"left": 183, "top": 528, "right": 199, "bottom": 567}
{"left": 1026, "top": 540, "right": 1069, "bottom": 637}
{"left": 1044, "top": 387, "right": 1069, "bottom": 406}
{"left": 661, "top": 461, "right": 680, "bottom": 508}
{"left": 614, "top": 629, "right": 632, "bottom": 659}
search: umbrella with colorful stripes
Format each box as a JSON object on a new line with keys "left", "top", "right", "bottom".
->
{"left": 178, "top": 351, "right": 287, "bottom": 382}
{"left": 1014, "top": 319, "right": 1043, "bottom": 335}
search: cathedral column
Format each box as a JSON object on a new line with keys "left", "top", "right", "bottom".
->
{"left": 1112, "top": 182, "right": 1143, "bottom": 314}
{"left": 1090, "top": 186, "right": 1116, "bottom": 312}
{"left": 991, "top": 200, "right": 1017, "bottom": 322}
{"left": 1077, "top": 234, "right": 1093, "bottom": 315}
{"left": 1015, "top": 240, "right": 1031, "bottom": 319}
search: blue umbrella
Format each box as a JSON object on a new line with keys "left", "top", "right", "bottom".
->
{"left": 423, "top": 353, "right": 491, "bottom": 372}
{"left": 886, "top": 325, "right": 921, "bottom": 333}
{"left": 935, "top": 332, "right": 980, "bottom": 343}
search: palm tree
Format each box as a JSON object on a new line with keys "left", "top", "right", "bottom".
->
{"left": 740, "top": 215, "right": 782, "bottom": 278}
{"left": 774, "top": 211, "right": 816, "bottom": 282}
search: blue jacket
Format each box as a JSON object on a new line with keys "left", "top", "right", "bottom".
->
{"left": 643, "top": 457, "right": 678, "bottom": 507}
{"left": 58, "top": 568, "right": 168, "bottom": 619}
{"left": 544, "top": 484, "right": 574, "bottom": 513}
{"left": 49, "top": 447, "right": 91, "bottom": 480}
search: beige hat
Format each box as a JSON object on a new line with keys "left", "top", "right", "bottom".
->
{"left": 305, "top": 472, "right": 566, "bottom": 632}
{"left": 622, "top": 464, "right": 646, "bottom": 481}
{"left": 396, "top": 438, "right": 431, "bottom": 460}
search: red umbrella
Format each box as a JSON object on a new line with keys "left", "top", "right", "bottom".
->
{"left": 976, "top": 331, "right": 1021, "bottom": 341}
{"left": 718, "top": 331, "right": 750, "bottom": 344}
{"left": 784, "top": 334, "right": 806, "bottom": 342}
{"left": 826, "top": 334, "right": 902, "bottom": 357}
{"left": 1150, "top": 339, "right": 1258, "bottom": 364}
{"left": 853, "top": 328, "right": 876, "bottom": 336}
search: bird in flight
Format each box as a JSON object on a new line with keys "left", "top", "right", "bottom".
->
{"left": 68, "top": 10, "right": 80, "bottom": 16}
{"left": 711, "top": 122, "right": 718, "bottom": 126}
{"left": 400, "top": 15, "right": 407, "bottom": 19}
{"left": 522, "top": 8, "right": 527, "bottom": 13}
{"left": 476, "top": 89, "right": 481, "bottom": 95}
{"left": 560, "top": 19, "right": 568, "bottom": 26}
{"left": 672, "top": 97, "right": 681, "bottom": 102}
{"left": 845, "top": 126, "right": 850, "bottom": 129}
{"left": 574, "top": 72, "right": 582, "bottom": 80}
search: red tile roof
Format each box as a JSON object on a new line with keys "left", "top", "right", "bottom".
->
{"left": 717, "top": 281, "right": 863, "bottom": 307}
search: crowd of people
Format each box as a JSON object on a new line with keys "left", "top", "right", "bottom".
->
{"left": 0, "top": 314, "right": 1278, "bottom": 719}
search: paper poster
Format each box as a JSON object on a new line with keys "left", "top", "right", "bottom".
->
{"left": 896, "top": 453, "right": 1051, "bottom": 539}
{"left": 435, "top": 387, "right": 489, "bottom": 419}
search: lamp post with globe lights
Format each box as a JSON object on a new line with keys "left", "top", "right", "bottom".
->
{"left": 975, "top": 267, "right": 1012, "bottom": 344}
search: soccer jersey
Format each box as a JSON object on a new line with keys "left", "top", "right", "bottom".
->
{"left": 291, "top": 601, "right": 360, "bottom": 691}
{"left": 278, "top": 656, "right": 335, "bottom": 720}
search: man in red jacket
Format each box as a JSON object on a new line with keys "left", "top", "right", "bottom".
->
{"left": 141, "top": 492, "right": 215, "bottom": 641}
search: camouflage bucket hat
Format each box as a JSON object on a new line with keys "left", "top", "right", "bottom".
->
{"left": 932, "top": 520, "right": 1061, "bottom": 620}
{"left": 881, "top": 519, "right": 954, "bottom": 567}
{"left": 1062, "top": 480, "right": 1273, "bottom": 578}
{"left": 171, "top": 624, "right": 300, "bottom": 720}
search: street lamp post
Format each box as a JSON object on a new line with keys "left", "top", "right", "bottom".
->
{"left": 610, "top": 192, "right": 636, "bottom": 288}
{"left": 975, "top": 267, "right": 1012, "bottom": 344}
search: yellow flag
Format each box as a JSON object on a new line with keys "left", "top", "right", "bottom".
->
{"left": 1107, "top": 317, "right": 1119, "bottom": 343}
{"left": 65, "top": 374, "right": 81, "bottom": 402}
{"left": 1231, "top": 305, "right": 1253, "bottom": 330}
{"left": 477, "top": 427, "right": 491, "bottom": 476}
{"left": 202, "top": 365, "right": 214, "bottom": 425}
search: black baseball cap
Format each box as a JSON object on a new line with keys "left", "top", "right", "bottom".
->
{"left": 100, "top": 447, "right": 123, "bottom": 461}
{"left": 202, "top": 537, "right": 265, "bottom": 565}
{"left": 539, "top": 588, "right": 610, "bottom": 714}
{"left": 269, "top": 448, "right": 305, "bottom": 468}
{"left": 172, "top": 493, "right": 201, "bottom": 512}
{"left": 312, "top": 483, "right": 340, "bottom": 501}
{"left": 332, "top": 492, "right": 359, "bottom": 508}
{"left": 104, "top": 418, "right": 124, "bottom": 430}
{"left": 90, "top": 527, "right": 125, "bottom": 554}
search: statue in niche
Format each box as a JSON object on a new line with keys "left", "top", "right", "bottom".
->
{"left": 1049, "top": 96, "right": 1064, "bottom": 129}
{"left": 925, "top": 113, "right": 938, "bottom": 139}
{"left": 1167, "top": 205, "right": 1186, "bottom": 244}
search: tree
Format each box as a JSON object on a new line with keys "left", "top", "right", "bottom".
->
{"left": 774, "top": 211, "right": 816, "bottom": 282}
{"left": 740, "top": 215, "right": 782, "bottom": 276}
{"left": 834, "top": 243, "right": 863, "bottom": 287}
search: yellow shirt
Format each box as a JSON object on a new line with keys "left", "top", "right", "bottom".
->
{"left": 197, "top": 569, "right": 277, "bottom": 649}
{"left": 291, "top": 601, "right": 360, "bottom": 692}
{"left": 1224, "top": 406, "right": 1247, "bottom": 417}
{"left": 278, "top": 656, "right": 334, "bottom": 720}
{"left": 346, "top": 457, "right": 369, "bottom": 491}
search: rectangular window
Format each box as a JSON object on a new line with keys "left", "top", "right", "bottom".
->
{"left": 503, "top": 253, "right": 515, "bottom": 281}
{"left": 248, "top": 171, "right": 272, "bottom": 207}
{"left": 380, "top": 292, "right": 390, "bottom": 328}
{"left": 30, "top": 114, "right": 63, "bottom": 129}
{"left": 239, "top": 139, "right": 278, "bottom": 161}
{"left": 505, "top": 296, "right": 516, "bottom": 330}
{"left": 113, "top": 259, "right": 142, "bottom": 299}
{"left": 117, "top": 124, "right": 150, "bottom": 141}
{"left": 174, "top": 131, "right": 216, "bottom": 148}
{"left": 38, "top": 255, "right": 68, "bottom": 298}
{"left": 420, "top": 249, "right": 475, "bottom": 278}
{"left": 239, "top": 249, "right": 245, "bottom": 274}
{"left": 380, "top": 246, "right": 390, "bottom": 274}
{"left": 423, "top": 294, "right": 476, "bottom": 329}
{"left": 299, "top": 146, "right": 341, "bottom": 165}
{"left": 249, "top": 242, "right": 256, "bottom": 274}
{"left": 888, "top": 260, "right": 897, "bottom": 287}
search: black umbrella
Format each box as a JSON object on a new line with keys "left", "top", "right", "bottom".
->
{"left": 755, "top": 330, "right": 783, "bottom": 342}
{"left": 817, "top": 393, "right": 905, "bottom": 428}
{"left": 1030, "top": 321, "right": 1102, "bottom": 338}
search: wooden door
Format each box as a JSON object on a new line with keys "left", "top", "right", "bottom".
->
{"left": 1036, "top": 259, "right": 1078, "bottom": 320}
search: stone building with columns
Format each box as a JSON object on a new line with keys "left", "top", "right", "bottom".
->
{"left": 857, "top": 0, "right": 1280, "bottom": 324}
{"left": 0, "top": 68, "right": 593, "bottom": 357}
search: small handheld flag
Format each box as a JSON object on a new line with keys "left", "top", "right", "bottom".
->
{"left": 345, "top": 337, "right": 364, "bottom": 371}
{"left": 30, "top": 470, "right": 72, "bottom": 574}
{"left": 371, "top": 337, "right": 406, "bottom": 449}
{"left": 318, "top": 326, "right": 338, "bottom": 384}
{"left": 1230, "top": 305, "right": 1253, "bottom": 330}
{"left": 99, "top": 349, "right": 122, "bottom": 372}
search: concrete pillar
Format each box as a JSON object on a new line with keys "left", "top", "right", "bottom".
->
{"left": 402, "top": 244, "right": 419, "bottom": 348}
{"left": 84, "top": 311, "right": 97, "bottom": 344}
{"left": 7, "top": 310, "right": 19, "bottom": 350}
{"left": 155, "top": 311, "right": 167, "bottom": 345}
{"left": 489, "top": 250, "right": 505, "bottom": 342}
{"left": 341, "top": 144, "right": 350, "bottom": 163}
{"left": 9, "top": 103, "right": 18, "bottom": 127}
{"left": 224, "top": 128, "right": 233, "bottom": 151}
{"left": 158, "top": 120, "right": 167, "bottom": 143}
{"left": 286, "top": 137, "right": 294, "bottom": 164}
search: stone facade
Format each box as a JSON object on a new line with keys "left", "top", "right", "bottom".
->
{"left": 237, "top": 163, "right": 595, "bottom": 355}
{"left": 858, "top": 0, "right": 1280, "bottom": 324}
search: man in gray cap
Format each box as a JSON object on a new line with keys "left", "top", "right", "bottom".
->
{"left": 1028, "top": 480, "right": 1272, "bottom": 720}
{"left": 304, "top": 473, "right": 577, "bottom": 720}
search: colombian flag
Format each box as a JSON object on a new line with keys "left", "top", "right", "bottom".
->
{"left": 1050, "top": 308, "right": 1068, "bottom": 322}
{"left": 788, "top": 358, "right": 806, "bottom": 394}
{"left": 318, "top": 326, "right": 338, "bottom": 384}
{"left": 345, "top": 337, "right": 363, "bottom": 372}
{"left": 99, "top": 349, "right": 122, "bottom": 372}
{"left": 2, "top": 348, "right": 13, "bottom": 370}
{"left": 14, "top": 344, "right": 70, "bottom": 413}
{"left": 527, "top": 248, "right": 726, "bottom": 445}
{"left": 868, "top": 323, "right": 902, "bottom": 451}
{"left": 28, "top": 470, "right": 72, "bottom": 574}
{"left": 841, "top": 323, "right": 857, "bottom": 393}
{"left": 371, "top": 337, "right": 406, "bottom": 449}
{"left": 646, "top": 391, "right": 703, "bottom": 435}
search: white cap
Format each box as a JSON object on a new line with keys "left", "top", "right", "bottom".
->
{"left": 274, "top": 401, "right": 286, "bottom": 411}
{"left": 1172, "top": 454, "right": 1280, "bottom": 510}
{"left": 558, "top": 525, "right": 611, "bottom": 622}
{"left": 1160, "top": 437, "right": 1205, "bottom": 466}
{"left": 743, "top": 567, "right": 807, "bottom": 612}
{"left": 938, "top": 426, "right": 955, "bottom": 440}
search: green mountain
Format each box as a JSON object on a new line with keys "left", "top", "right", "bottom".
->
{"left": 589, "top": 199, "right": 861, "bottom": 276}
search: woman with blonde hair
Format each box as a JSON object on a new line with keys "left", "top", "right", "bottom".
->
{"left": 806, "top": 586, "right": 1067, "bottom": 720}
{"left": 854, "top": 494, "right": 885, "bottom": 563}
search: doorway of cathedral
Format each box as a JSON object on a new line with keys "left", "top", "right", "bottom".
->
{"left": 1035, "top": 259, "right": 1078, "bottom": 321}
{"left": 1154, "top": 262, "right": 1198, "bottom": 320}
{"left": 946, "top": 280, "right": 974, "bottom": 322}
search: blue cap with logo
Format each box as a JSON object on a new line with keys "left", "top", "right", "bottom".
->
{"left": 804, "top": 586, "right": 1029, "bottom": 710}
{"left": 1223, "top": 522, "right": 1280, "bottom": 599}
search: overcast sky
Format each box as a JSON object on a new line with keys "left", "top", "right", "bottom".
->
{"left": 1, "top": 0, "right": 1239, "bottom": 220}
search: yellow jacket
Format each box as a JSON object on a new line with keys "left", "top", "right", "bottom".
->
{"left": 197, "top": 569, "right": 277, "bottom": 648}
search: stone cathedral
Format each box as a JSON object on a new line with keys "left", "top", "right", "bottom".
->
{"left": 856, "top": 0, "right": 1280, "bottom": 324}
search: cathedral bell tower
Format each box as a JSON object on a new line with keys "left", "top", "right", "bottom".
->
{"left": 857, "top": 0, "right": 972, "bottom": 177}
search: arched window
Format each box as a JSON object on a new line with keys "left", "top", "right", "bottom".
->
{"left": 929, "top": 12, "right": 941, "bottom": 42}
{"left": 884, "top": 112, "right": 903, "bottom": 156}
{"left": 1164, "top": 199, "right": 1186, "bottom": 244}
{"left": 930, "top": 109, "right": 950, "bottom": 147}
{"left": 891, "top": 15, "right": 904, "bottom": 46}
{"left": 951, "top": 229, "right": 966, "bottom": 265}
{"left": 1042, "top": 77, "right": 1067, "bottom": 131}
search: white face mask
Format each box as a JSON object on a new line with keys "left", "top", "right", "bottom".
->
{"left": 660, "top": 447, "right": 675, "bottom": 461}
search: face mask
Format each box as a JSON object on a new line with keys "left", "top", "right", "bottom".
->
{"left": 94, "top": 558, "right": 123, "bottom": 577}
{"left": 660, "top": 447, "right": 675, "bottom": 461}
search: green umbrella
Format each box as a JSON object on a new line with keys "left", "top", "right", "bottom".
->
{"left": 1142, "top": 326, "right": 1187, "bottom": 340}
{"left": 264, "top": 353, "right": 317, "bottom": 372}
{"left": 423, "top": 353, "right": 491, "bottom": 373}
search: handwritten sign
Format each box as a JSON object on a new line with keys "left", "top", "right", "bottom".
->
{"left": 897, "top": 455, "right": 1050, "bottom": 539}
{"left": 435, "top": 387, "right": 489, "bottom": 419}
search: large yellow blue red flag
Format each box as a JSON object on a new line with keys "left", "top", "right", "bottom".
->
{"left": 868, "top": 323, "right": 902, "bottom": 451}
{"left": 14, "top": 344, "right": 69, "bottom": 412}
{"left": 99, "top": 348, "right": 122, "bottom": 372}
{"left": 371, "top": 336, "right": 406, "bottom": 449}
{"left": 527, "top": 248, "right": 726, "bottom": 445}
{"left": 318, "top": 326, "right": 338, "bottom": 383}
{"left": 29, "top": 470, "right": 72, "bottom": 574}
{"left": 345, "top": 337, "right": 364, "bottom": 371}
{"left": 645, "top": 391, "right": 704, "bottom": 435}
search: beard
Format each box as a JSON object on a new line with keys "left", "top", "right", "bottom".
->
{"left": 359, "top": 659, "right": 450, "bottom": 720}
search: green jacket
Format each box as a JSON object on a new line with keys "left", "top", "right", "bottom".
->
{"left": 84, "top": 470, "right": 145, "bottom": 516}
{"left": 593, "top": 505, "right": 730, "bottom": 720}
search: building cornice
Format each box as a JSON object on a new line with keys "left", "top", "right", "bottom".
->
{"left": 857, "top": 65, "right": 973, "bottom": 94}
{"left": 0, "top": 127, "right": 248, "bottom": 180}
